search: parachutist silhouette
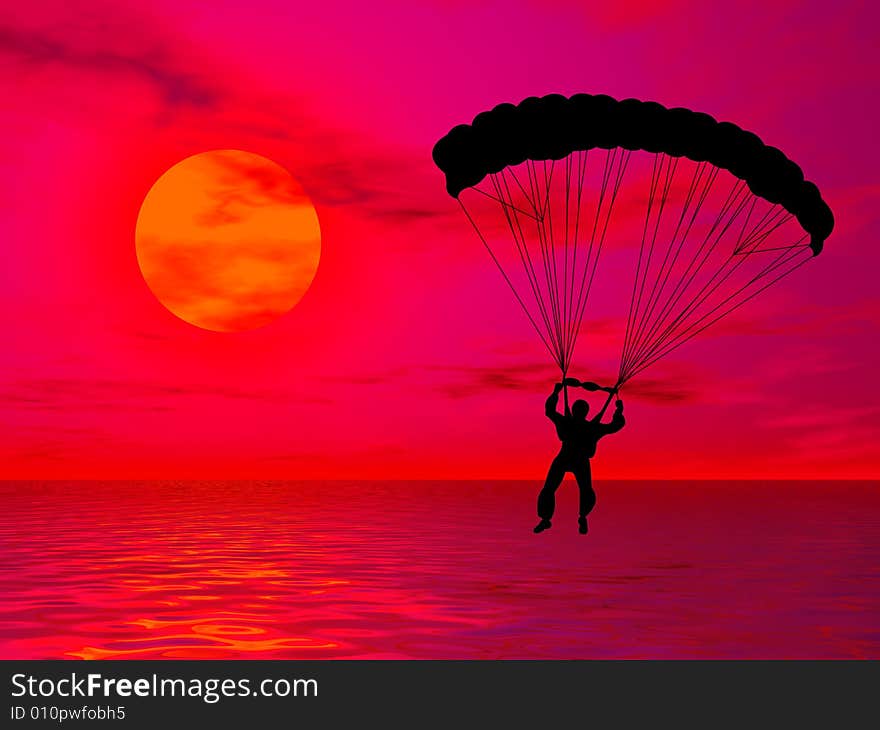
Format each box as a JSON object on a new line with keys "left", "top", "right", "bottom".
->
{"left": 433, "top": 94, "right": 833, "bottom": 534}
{"left": 534, "top": 379, "right": 625, "bottom": 535}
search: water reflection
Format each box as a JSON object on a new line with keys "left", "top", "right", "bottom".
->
{"left": 0, "top": 481, "right": 877, "bottom": 658}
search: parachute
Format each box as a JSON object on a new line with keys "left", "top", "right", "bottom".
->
{"left": 432, "top": 94, "right": 834, "bottom": 389}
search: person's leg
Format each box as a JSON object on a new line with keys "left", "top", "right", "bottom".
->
{"left": 574, "top": 461, "right": 596, "bottom": 533}
{"left": 536, "top": 458, "right": 566, "bottom": 526}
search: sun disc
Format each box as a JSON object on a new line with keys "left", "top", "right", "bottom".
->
{"left": 135, "top": 149, "right": 321, "bottom": 332}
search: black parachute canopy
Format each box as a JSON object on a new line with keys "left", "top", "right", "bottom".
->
{"left": 432, "top": 94, "right": 834, "bottom": 255}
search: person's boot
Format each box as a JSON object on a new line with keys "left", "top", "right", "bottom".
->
{"left": 533, "top": 519, "right": 552, "bottom": 533}
{"left": 578, "top": 516, "right": 588, "bottom": 534}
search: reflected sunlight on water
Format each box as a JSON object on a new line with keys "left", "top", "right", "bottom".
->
{"left": 0, "top": 481, "right": 877, "bottom": 658}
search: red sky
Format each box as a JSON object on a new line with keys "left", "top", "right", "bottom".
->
{"left": 1, "top": 0, "right": 878, "bottom": 479}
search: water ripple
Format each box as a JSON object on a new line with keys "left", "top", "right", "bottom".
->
{"left": 0, "top": 480, "right": 877, "bottom": 658}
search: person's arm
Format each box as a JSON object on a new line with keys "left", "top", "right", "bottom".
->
{"left": 590, "top": 388, "right": 618, "bottom": 423}
{"left": 545, "top": 382, "right": 564, "bottom": 423}
{"left": 601, "top": 398, "right": 626, "bottom": 434}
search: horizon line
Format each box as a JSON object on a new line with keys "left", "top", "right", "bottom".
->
{"left": 0, "top": 477, "right": 875, "bottom": 483}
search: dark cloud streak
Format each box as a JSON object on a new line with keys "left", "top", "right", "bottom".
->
{"left": 0, "top": 22, "right": 219, "bottom": 109}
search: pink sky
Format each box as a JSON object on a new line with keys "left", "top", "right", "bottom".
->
{"left": 0, "top": 0, "right": 878, "bottom": 479}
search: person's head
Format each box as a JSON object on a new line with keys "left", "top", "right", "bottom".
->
{"left": 571, "top": 399, "right": 589, "bottom": 420}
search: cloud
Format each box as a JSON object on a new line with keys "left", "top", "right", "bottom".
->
{"left": 763, "top": 404, "right": 880, "bottom": 431}
{"left": 427, "top": 362, "right": 709, "bottom": 404}
{"left": 137, "top": 235, "right": 318, "bottom": 331}
{"left": 0, "top": 6, "right": 220, "bottom": 109}
{"left": 323, "top": 358, "right": 707, "bottom": 404}
{"left": 0, "top": 376, "right": 330, "bottom": 415}
{"left": 620, "top": 375, "right": 704, "bottom": 404}
{"left": 295, "top": 148, "right": 457, "bottom": 228}
{"left": 427, "top": 361, "right": 555, "bottom": 399}
{"left": 0, "top": 2, "right": 458, "bottom": 240}
{"left": 205, "top": 152, "right": 315, "bottom": 213}
{"left": 759, "top": 403, "right": 880, "bottom": 465}
{"left": 317, "top": 361, "right": 554, "bottom": 399}
{"left": 320, "top": 367, "right": 412, "bottom": 387}
{"left": 705, "top": 296, "right": 880, "bottom": 339}
{"left": 0, "top": 423, "right": 110, "bottom": 463}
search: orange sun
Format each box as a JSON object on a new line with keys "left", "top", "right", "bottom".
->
{"left": 135, "top": 150, "right": 321, "bottom": 332}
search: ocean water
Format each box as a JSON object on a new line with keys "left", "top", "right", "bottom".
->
{"left": 0, "top": 480, "right": 877, "bottom": 659}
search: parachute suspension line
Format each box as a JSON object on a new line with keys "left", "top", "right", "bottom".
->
{"left": 459, "top": 149, "right": 814, "bottom": 388}
{"left": 621, "top": 160, "right": 711, "bottom": 378}
{"left": 631, "top": 164, "right": 721, "bottom": 354}
{"left": 617, "top": 161, "right": 815, "bottom": 385}
{"left": 562, "top": 153, "right": 573, "bottom": 374}
{"left": 518, "top": 161, "right": 556, "bottom": 359}
{"left": 563, "top": 149, "right": 631, "bottom": 372}
{"left": 628, "top": 241, "right": 799, "bottom": 377}
{"left": 537, "top": 159, "right": 566, "bottom": 368}
{"left": 505, "top": 164, "right": 536, "bottom": 209}
{"left": 653, "top": 220, "right": 809, "bottom": 363}
{"left": 624, "top": 176, "right": 745, "bottom": 370}
{"left": 533, "top": 160, "right": 566, "bottom": 366}
{"left": 489, "top": 171, "right": 559, "bottom": 358}
{"left": 735, "top": 195, "right": 759, "bottom": 252}
{"left": 625, "top": 185, "right": 769, "bottom": 372}
{"left": 619, "top": 153, "right": 663, "bottom": 381}
{"left": 527, "top": 159, "right": 568, "bottom": 370}
{"left": 564, "top": 149, "right": 616, "bottom": 371}
{"left": 457, "top": 197, "right": 559, "bottom": 365}
{"left": 734, "top": 205, "right": 794, "bottom": 254}
{"left": 433, "top": 96, "right": 835, "bottom": 388}
{"left": 569, "top": 149, "right": 631, "bottom": 369}
{"left": 536, "top": 160, "right": 568, "bottom": 369}
{"left": 622, "top": 241, "right": 812, "bottom": 382}
{"left": 563, "top": 150, "right": 589, "bottom": 371}
{"left": 619, "top": 153, "right": 679, "bottom": 383}
{"left": 621, "top": 154, "right": 678, "bottom": 372}
{"left": 616, "top": 172, "right": 744, "bottom": 383}
{"left": 467, "top": 184, "right": 537, "bottom": 220}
